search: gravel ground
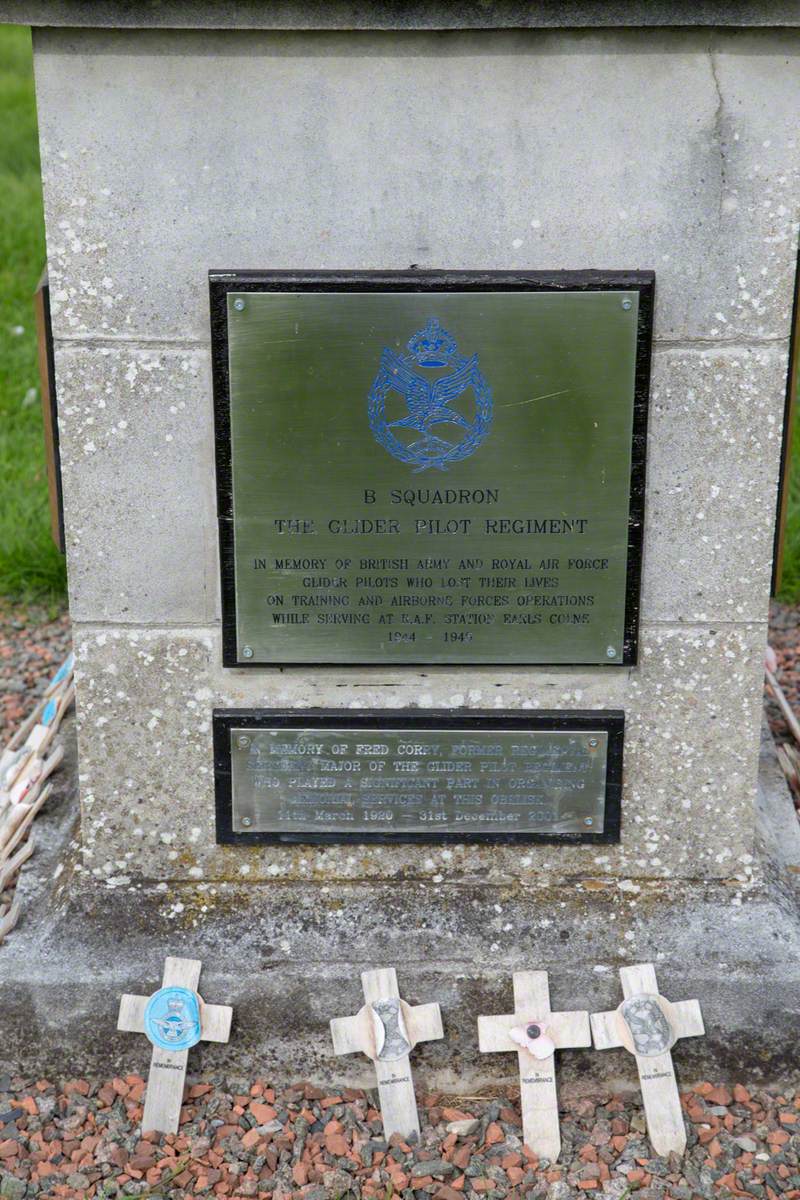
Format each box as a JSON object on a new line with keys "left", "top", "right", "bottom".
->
{"left": 0, "top": 601, "right": 71, "bottom": 745}
{"left": 0, "top": 1076, "right": 797, "bottom": 1200}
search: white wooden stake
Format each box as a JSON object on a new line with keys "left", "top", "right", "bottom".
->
{"left": 0, "top": 836, "right": 35, "bottom": 895}
{"left": 117, "top": 956, "right": 233, "bottom": 1134}
{"left": 0, "top": 781, "right": 54, "bottom": 863}
{"left": 0, "top": 685, "right": 74, "bottom": 795}
{"left": 330, "top": 967, "right": 443, "bottom": 1140}
{"left": 478, "top": 970, "right": 590, "bottom": 1162}
{"left": 591, "top": 963, "right": 705, "bottom": 1157}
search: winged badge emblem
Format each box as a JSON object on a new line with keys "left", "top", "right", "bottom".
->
{"left": 143, "top": 986, "right": 203, "bottom": 1052}
{"left": 368, "top": 318, "right": 493, "bottom": 471}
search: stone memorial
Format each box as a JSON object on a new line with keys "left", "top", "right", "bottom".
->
{"left": 1, "top": 1, "right": 799, "bottom": 1095}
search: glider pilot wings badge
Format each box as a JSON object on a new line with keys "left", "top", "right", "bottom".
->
{"left": 368, "top": 318, "right": 493, "bottom": 471}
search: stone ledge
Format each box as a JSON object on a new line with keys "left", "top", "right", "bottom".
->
{"left": 0, "top": 718, "right": 798, "bottom": 1085}
{"left": 3, "top": 1, "right": 800, "bottom": 30}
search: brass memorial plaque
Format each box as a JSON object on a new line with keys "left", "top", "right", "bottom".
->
{"left": 214, "top": 710, "right": 623, "bottom": 845}
{"left": 211, "top": 271, "right": 652, "bottom": 666}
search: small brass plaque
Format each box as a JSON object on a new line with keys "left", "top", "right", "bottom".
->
{"left": 211, "top": 271, "right": 652, "bottom": 667}
{"left": 214, "top": 710, "right": 623, "bottom": 845}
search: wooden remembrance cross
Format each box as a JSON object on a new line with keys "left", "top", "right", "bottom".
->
{"left": 478, "top": 970, "right": 591, "bottom": 1162}
{"left": 591, "top": 963, "right": 705, "bottom": 1156}
{"left": 330, "top": 967, "right": 443, "bottom": 1139}
{"left": 118, "top": 957, "right": 233, "bottom": 1133}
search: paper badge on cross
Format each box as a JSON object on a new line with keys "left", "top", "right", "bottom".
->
{"left": 591, "top": 963, "right": 704, "bottom": 1156}
{"left": 117, "top": 956, "right": 233, "bottom": 1133}
{"left": 478, "top": 970, "right": 591, "bottom": 1162}
{"left": 330, "top": 967, "right": 443, "bottom": 1140}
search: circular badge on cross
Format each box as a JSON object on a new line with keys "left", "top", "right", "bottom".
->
{"left": 143, "top": 986, "right": 203, "bottom": 1051}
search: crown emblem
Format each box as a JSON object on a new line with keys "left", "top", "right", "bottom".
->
{"left": 406, "top": 318, "right": 458, "bottom": 368}
{"left": 367, "top": 318, "right": 493, "bottom": 471}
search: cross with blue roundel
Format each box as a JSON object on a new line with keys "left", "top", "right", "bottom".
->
{"left": 117, "top": 956, "right": 233, "bottom": 1133}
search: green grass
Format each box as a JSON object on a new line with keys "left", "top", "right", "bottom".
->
{"left": 0, "top": 25, "right": 66, "bottom": 602}
{"left": 778, "top": 419, "right": 800, "bottom": 602}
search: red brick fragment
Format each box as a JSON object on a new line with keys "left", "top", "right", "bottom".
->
{"left": 249, "top": 1102, "right": 277, "bottom": 1124}
{"left": 441, "top": 1107, "right": 471, "bottom": 1122}
{"left": 483, "top": 1122, "right": 503, "bottom": 1146}
{"left": 292, "top": 1162, "right": 308, "bottom": 1185}
{"left": 451, "top": 1146, "right": 471, "bottom": 1169}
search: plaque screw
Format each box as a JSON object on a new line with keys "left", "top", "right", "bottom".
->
{"left": 241, "top": 817, "right": 253, "bottom": 828}
{"left": 621, "top": 298, "right": 633, "bottom": 311}
{"left": 606, "top": 646, "right": 617, "bottom": 658}
{"left": 237, "top": 735, "right": 250, "bottom": 750}
{"left": 242, "top": 645, "right": 254, "bottom": 659}
{"left": 233, "top": 298, "right": 246, "bottom": 311}
{"left": 588, "top": 738, "right": 598, "bottom": 748}
{"left": 584, "top": 817, "right": 594, "bottom": 826}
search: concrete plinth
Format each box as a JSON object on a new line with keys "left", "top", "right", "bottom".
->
{"left": 2, "top": 717, "right": 797, "bottom": 1089}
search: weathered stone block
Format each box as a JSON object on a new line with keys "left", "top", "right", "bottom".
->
{"left": 642, "top": 345, "right": 787, "bottom": 622}
{"left": 54, "top": 344, "right": 216, "bottom": 623}
{"left": 33, "top": 28, "right": 800, "bottom": 344}
{"left": 73, "top": 621, "right": 764, "bottom": 882}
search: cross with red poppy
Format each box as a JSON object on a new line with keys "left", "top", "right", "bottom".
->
{"left": 478, "top": 970, "right": 591, "bottom": 1162}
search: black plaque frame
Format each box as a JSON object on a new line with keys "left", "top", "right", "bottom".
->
{"left": 213, "top": 708, "right": 623, "bottom": 846}
{"left": 210, "top": 269, "right": 654, "bottom": 669}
